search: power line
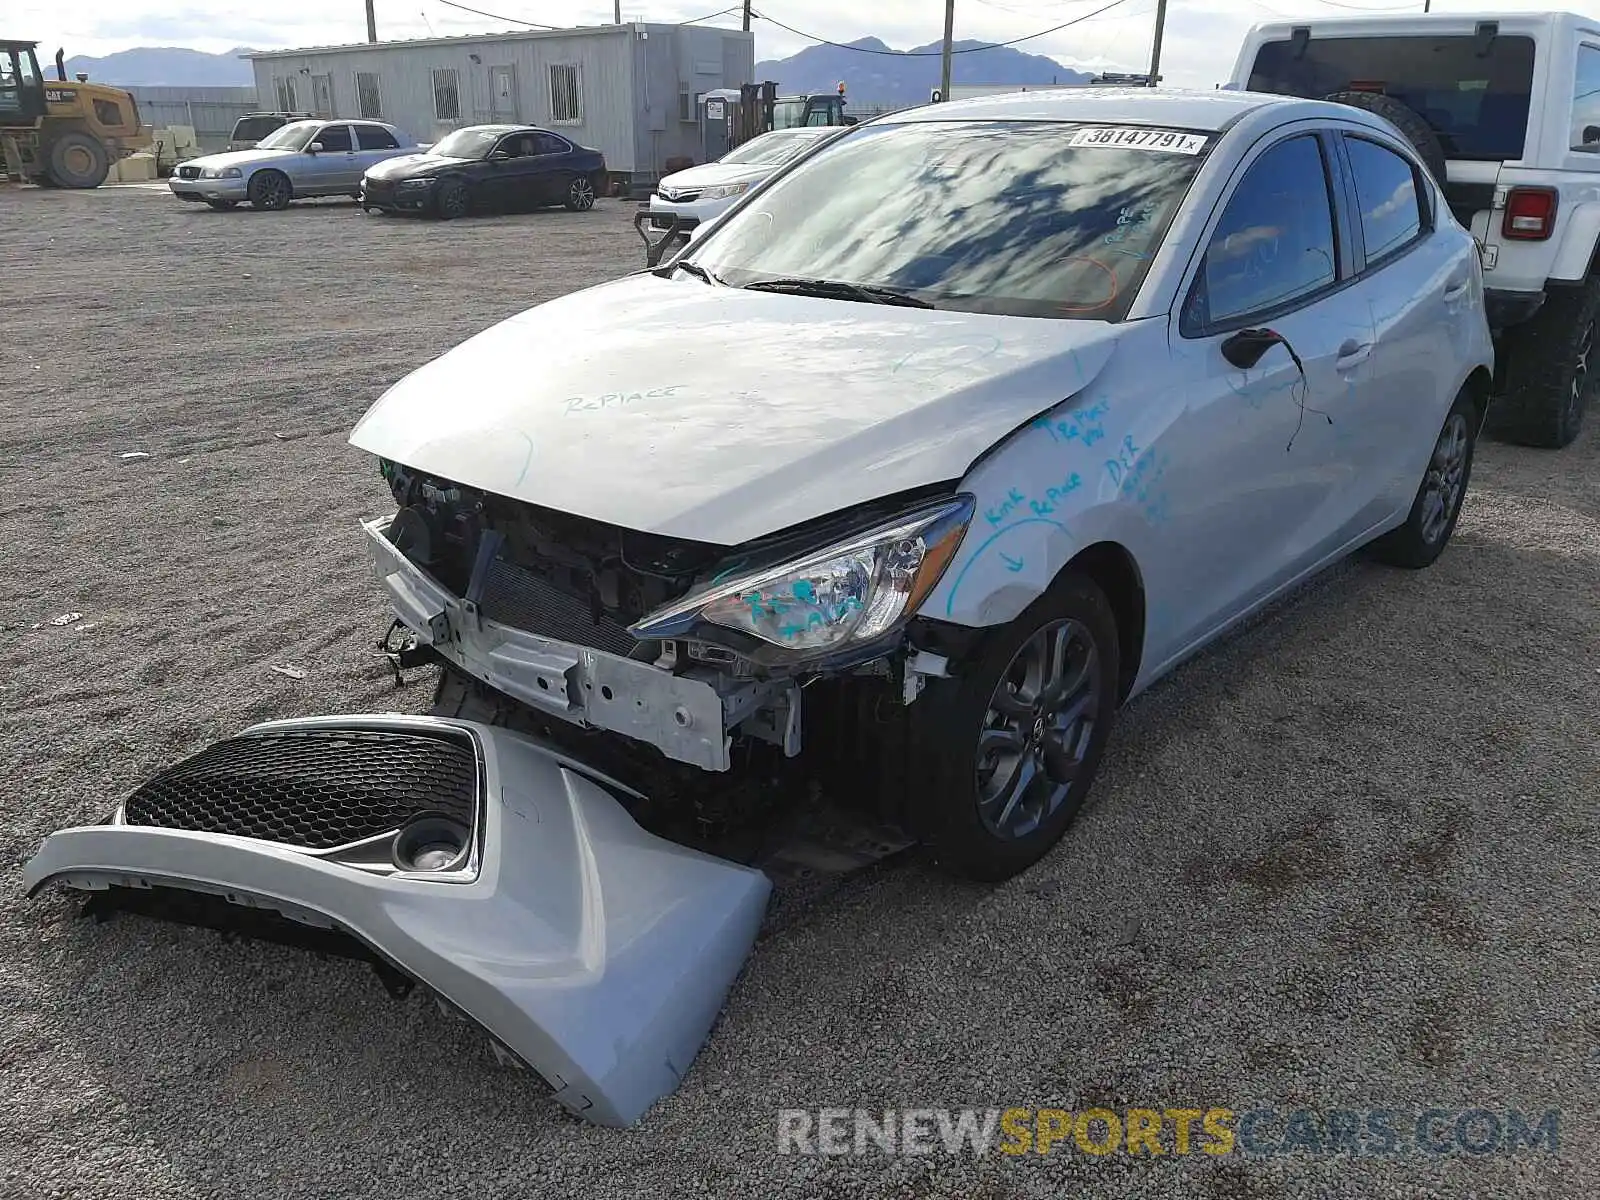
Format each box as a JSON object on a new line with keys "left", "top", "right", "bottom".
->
{"left": 750, "top": 0, "right": 1136, "bottom": 56}
{"left": 431, "top": 0, "right": 562, "bottom": 28}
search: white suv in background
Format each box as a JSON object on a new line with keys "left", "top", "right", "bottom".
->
{"left": 1232, "top": 11, "right": 1600, "bottom": 448}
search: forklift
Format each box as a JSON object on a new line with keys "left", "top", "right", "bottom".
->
{"left": 0, "top": 40, "right": 149, "bottom": 188}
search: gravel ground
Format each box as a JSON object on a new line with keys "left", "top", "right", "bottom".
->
{"left": 1, "top": 183, "right": 1597, "bottom": 1199}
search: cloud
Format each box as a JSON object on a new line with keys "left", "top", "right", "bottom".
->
{"left": 13, "top": 0, "right": 1581, "bottom": 91}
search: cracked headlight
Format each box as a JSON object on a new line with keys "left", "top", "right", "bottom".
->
{"left": 702, "top": 181, "right": 752, "bottom": 200}
{"left": 631, "top": 496, "right": 974, "bottom": 662}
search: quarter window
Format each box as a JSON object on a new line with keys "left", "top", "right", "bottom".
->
{"left": 1186, "top": 135, "right": 1338, "bottom": 331}
{"left": 532, "top": 132, "right": 570, "bottom": 155}
{"left": 315, "top": 124, "right": 353, "bottom": 152}
{"left": 433, "top": 68, "right": 461, "bottom": 121}
{"left": 1343, "top": 136, "right": 1425, "bottom": 265}
{"left": 1573, "top": 45, "right": 1600, "bottom": 151}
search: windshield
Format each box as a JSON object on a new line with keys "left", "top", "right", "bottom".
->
{"left": 255, "top": 120, "right": 320, "bottom": 151}
{"left": 771, "top": 99, "right": 814, "bottom": 130}
{"left": 430, "top": 128, "right": 502, "bottom": 160}
{"left": 719, "top": 129, "right": 826, "bottom": 166}
{"left": 1248, "top": 34, "right": 1535, "bottom": 161}
{"left": 688, "top": 120, "right": 1209, "bottom": 321}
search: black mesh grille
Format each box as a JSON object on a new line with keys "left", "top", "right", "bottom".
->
{"left": 478, "top": 559, "right": 638, "bottom": 656}
{"left": 122, "top": 728, "right": 478, "bottom": 849}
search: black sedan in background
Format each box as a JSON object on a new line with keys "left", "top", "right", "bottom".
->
{"left": 360, "top": 124, "right": 608, "bottom": 219}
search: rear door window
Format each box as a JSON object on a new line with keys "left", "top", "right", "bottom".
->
{"left": 1247, "top": 34, "right": 1536, "bottom": 161}
{"left": 1343, "top": 136, "right": 1426, "bottom": 266}
{"left": 355, "top": 124, "right": 400, "bottom": 150}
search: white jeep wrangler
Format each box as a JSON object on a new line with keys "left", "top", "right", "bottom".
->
{"left": 1231, "top": 11, "right": 1600, "bottom": 448}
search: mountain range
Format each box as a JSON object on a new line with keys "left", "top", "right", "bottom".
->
{"left": 61, "top": 46, "right": 258, "bottom": 88}
{"left": 56, "top": 35, "right": 1093, "bottom": 101}
{"left": 756, "top": 38, "right": 1093, "bottom": 107}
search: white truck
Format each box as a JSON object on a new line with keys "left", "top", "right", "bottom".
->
{"left": 1230, "top": 11, "right": 1600, "bottom": 448}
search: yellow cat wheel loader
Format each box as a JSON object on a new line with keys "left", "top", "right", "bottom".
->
{"left": 1, "top": 40, "right": 149, "bottom": 188}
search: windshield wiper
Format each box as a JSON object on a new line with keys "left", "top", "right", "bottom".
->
{"left": 654, "top": 259, "right": 724, "bottom": 285}
{"left": 740, "top": 277, "right": 934, "bottom": 308}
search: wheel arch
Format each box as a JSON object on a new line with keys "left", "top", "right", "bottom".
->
{"left": 1053, "top": 540, "right": 1145, "bottom": 704}
{"left": 1462, "top": 364, "right": 1494, "bottom": 433}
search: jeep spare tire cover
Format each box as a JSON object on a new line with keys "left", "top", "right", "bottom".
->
{"left": 1321, "top": 90, "right": 1449, "bottom": 184}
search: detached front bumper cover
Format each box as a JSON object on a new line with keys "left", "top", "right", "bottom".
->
{"left": 22, "top": 714, "right": 771, "bottom": 1127}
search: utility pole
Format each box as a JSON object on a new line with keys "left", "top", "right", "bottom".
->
{"left": 743, "top": 0, "right": 751, "bottom": 33}
{"left": 940, "top": 0, "right": 955, "bottom": 102}
{"left": 1147, "top": 0, "right": 1166, "bottom": 86}
{"left": 366, "top": 0, "right": 377, "bottom": 42}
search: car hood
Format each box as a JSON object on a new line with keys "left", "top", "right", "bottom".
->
{"left": 364, "top": 152, "right": 458, "bottom": 180}
{"left": 348, "top": 274, "right": 1125, "bottom": 545}
{"left": 184, "top": 148, "right": 294, "bottom": 170}
{"left": 657, "top": 162, "right": 773, "bottom": 191}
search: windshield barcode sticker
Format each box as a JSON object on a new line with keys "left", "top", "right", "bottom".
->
{"left": 1068, "top": 127, "right": 1208, "bottom": 154}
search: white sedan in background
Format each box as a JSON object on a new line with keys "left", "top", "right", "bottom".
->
{"left": 643, "top": 126, "right": 841, "bottom": 237}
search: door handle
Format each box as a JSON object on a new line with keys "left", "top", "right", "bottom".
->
{"left": 1443, "top": 276, "right": 1470, "bottom": 301}
{"left": 1335, "top": 340, "right": 1372, "bottom": 370}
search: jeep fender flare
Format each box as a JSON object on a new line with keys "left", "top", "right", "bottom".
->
{"left": 1546, "top": 200, "right": 1600, "bottom": 282}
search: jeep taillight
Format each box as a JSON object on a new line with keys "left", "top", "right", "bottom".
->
{"left": 1503, "top": 187, "right": 1558, "bottom": 240}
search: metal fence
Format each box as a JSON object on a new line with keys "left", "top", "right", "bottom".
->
{"left": 123, "top": 86, "right": 260, "bottom": 153}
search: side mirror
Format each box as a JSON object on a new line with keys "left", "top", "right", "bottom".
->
{"left": 307, "top": 142, "right": 323, "bottom": 154}
{"left": 1220, "top": 327, "right": 1281, "bottom": 369}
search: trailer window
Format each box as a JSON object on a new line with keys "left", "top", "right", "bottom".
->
{"left": 1247, "top": 34, "right": 1536, "bottom": 161}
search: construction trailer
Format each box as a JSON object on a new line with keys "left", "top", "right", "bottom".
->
{"left": 247, "top": 23, "right": 754, "bottom": 193}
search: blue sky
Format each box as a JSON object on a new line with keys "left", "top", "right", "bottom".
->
{"left": 11, "top": 0, "right": 1581, "bottom": 89}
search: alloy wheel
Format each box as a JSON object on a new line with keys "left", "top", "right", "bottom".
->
{"left": 569, "top": 178, "right": 596, "bottom": 210}
{"left": 1419, "top": 411, "right": 1470, "bottom": 545}
{"left": 440, "top": 185, "right": 467, "bottom": 218}
{"left": 975, "top": 618, "right": 1101, "bottom": 840}
{"left": 1570, "top": 318, "right": 1595, "bottom": 427}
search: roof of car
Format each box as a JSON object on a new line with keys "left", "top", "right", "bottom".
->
{"left": 879, "top": 86, "right": 1290, "bottom": 133}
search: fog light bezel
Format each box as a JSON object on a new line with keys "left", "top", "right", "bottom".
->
{"left": 391, "top": 812, "right": 472, "bottom": 875}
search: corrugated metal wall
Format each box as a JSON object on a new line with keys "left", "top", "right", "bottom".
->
{"left": 123, "top": 86, "right": 259, "bottom": 152}
{"left": 249, "top": 24, "right": 754, "bottom": 179}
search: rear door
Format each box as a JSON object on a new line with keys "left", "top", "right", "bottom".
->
{"left": 1331, "top": 125, "right": 1476, "bottom": 529}
{"left": 353, "top": 122, "right": 404, "bottom": 176}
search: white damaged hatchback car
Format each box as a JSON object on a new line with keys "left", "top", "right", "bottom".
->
{"left": 22, "top": 85, "right": 1498, "bottom": 1132}
{"left": 350, "top": 87, "right": 1494, "bottom": 881}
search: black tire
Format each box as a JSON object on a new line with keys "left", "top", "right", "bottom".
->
{"left": 1321, "top": 90, "right": 1448, "bottom": 184}
{"left": 204, "top": 199, "right": 237, "bottom": 211}
{"left": 565, "top": 174, "right": 597, "bottom": 212}
{"left": 910, "top": 572, "right": 1121, "bottom": 882}
{"left": 1367, "top": 388, "right": 1478, "bottom": 569}
{"left": 1486, "top": 279, "right": 1598, "bottom": 449}
{"left": 247, "top": 169, "right": 292, "bottom": 211}
{"left": 435, "top": 178, "right": 469, "bottom": 220}
{"left": 44, "top": 131, "right": 109, "bottom": 188}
